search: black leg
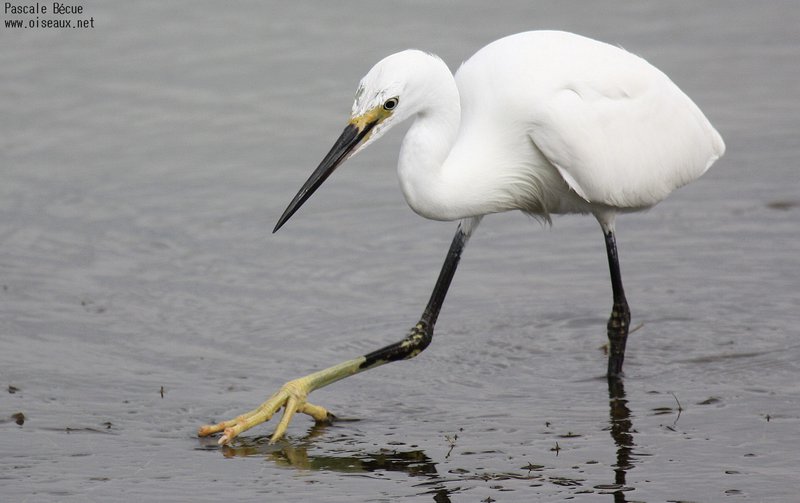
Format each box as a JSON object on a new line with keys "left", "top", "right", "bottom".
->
{"left": 199, "top": 218, "right": 478, "bottom": 444}
{"left": 604, "top": 229, "right": 630, "bottom": 377}
{"left": 361, "top": 220, "right": 471, "bottom": 369}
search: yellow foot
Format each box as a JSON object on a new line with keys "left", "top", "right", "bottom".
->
{"left": 198, "top": 377, "right": 334, "bottom": 445}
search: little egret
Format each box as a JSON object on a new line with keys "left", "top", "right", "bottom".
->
{"left": 199, "top": 30, "right": 724, "bottom": 444}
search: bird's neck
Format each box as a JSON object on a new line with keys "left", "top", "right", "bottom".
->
{"left": 397, "top": 77, "right": 462, "bottom": 221}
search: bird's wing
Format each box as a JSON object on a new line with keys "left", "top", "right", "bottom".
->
{"left": 529, "top": 77, "right": 723, "bottom": 209}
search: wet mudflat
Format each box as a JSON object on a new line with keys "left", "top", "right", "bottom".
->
{"left": 2, "top": 1, "right": 799, "bottom": 501}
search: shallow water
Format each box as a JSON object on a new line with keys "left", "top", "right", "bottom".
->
{"left": 2, "top": 1, "right": 799, "bottom": 501}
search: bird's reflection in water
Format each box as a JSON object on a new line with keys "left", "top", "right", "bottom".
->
{"left": 201, "top": 378, "right": 638, "bottom": 502}
{"left": 213, "top": 422, "right": 453, "bottom": 500}
{"left": 606, "top": 376, "right": 636, "bottom": 502}
{"left": 226, "top": 439, "right": 437, "bottom": 476}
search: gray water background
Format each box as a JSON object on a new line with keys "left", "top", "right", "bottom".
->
{"left": 1, "top": 1, "right": 799, "bottom": 501}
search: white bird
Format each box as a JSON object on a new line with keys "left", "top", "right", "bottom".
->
{"left": 199, "top": 30, "right": 724, "bottom": 445}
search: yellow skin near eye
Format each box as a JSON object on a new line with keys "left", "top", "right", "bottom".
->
{"left": 349, "top": 103, "right": 394, "bottom": 144}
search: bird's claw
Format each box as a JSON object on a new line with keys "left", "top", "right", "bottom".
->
{"left": 198, "top": 377, "right": 333, "bottom": 445}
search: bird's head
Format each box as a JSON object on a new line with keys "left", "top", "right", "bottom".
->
{"left": 273, "top": 50, "right": 445, "bottom": 232}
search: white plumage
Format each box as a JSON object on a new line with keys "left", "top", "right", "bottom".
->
{"left": 355, "top": 31, "right": 724, "bottom": 225}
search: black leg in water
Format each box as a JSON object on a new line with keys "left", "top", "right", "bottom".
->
{"left": 604, "top": 229, "right": 631, "bottom": 377}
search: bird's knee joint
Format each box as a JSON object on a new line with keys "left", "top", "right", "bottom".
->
{"left": 400, "top": 321, "right": 432, "bottom": 357}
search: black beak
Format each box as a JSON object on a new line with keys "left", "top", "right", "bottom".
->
{"left": 273, "top": 121, "right": 377, "bottom": 233}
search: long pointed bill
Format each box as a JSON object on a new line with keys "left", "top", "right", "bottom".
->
{"left": 273, "top": 120, "right": 378, "bottom": 233}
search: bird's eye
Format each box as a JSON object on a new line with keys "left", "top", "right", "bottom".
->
{"left": 383, "top": 97, "right": 399, "bottom": 111}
